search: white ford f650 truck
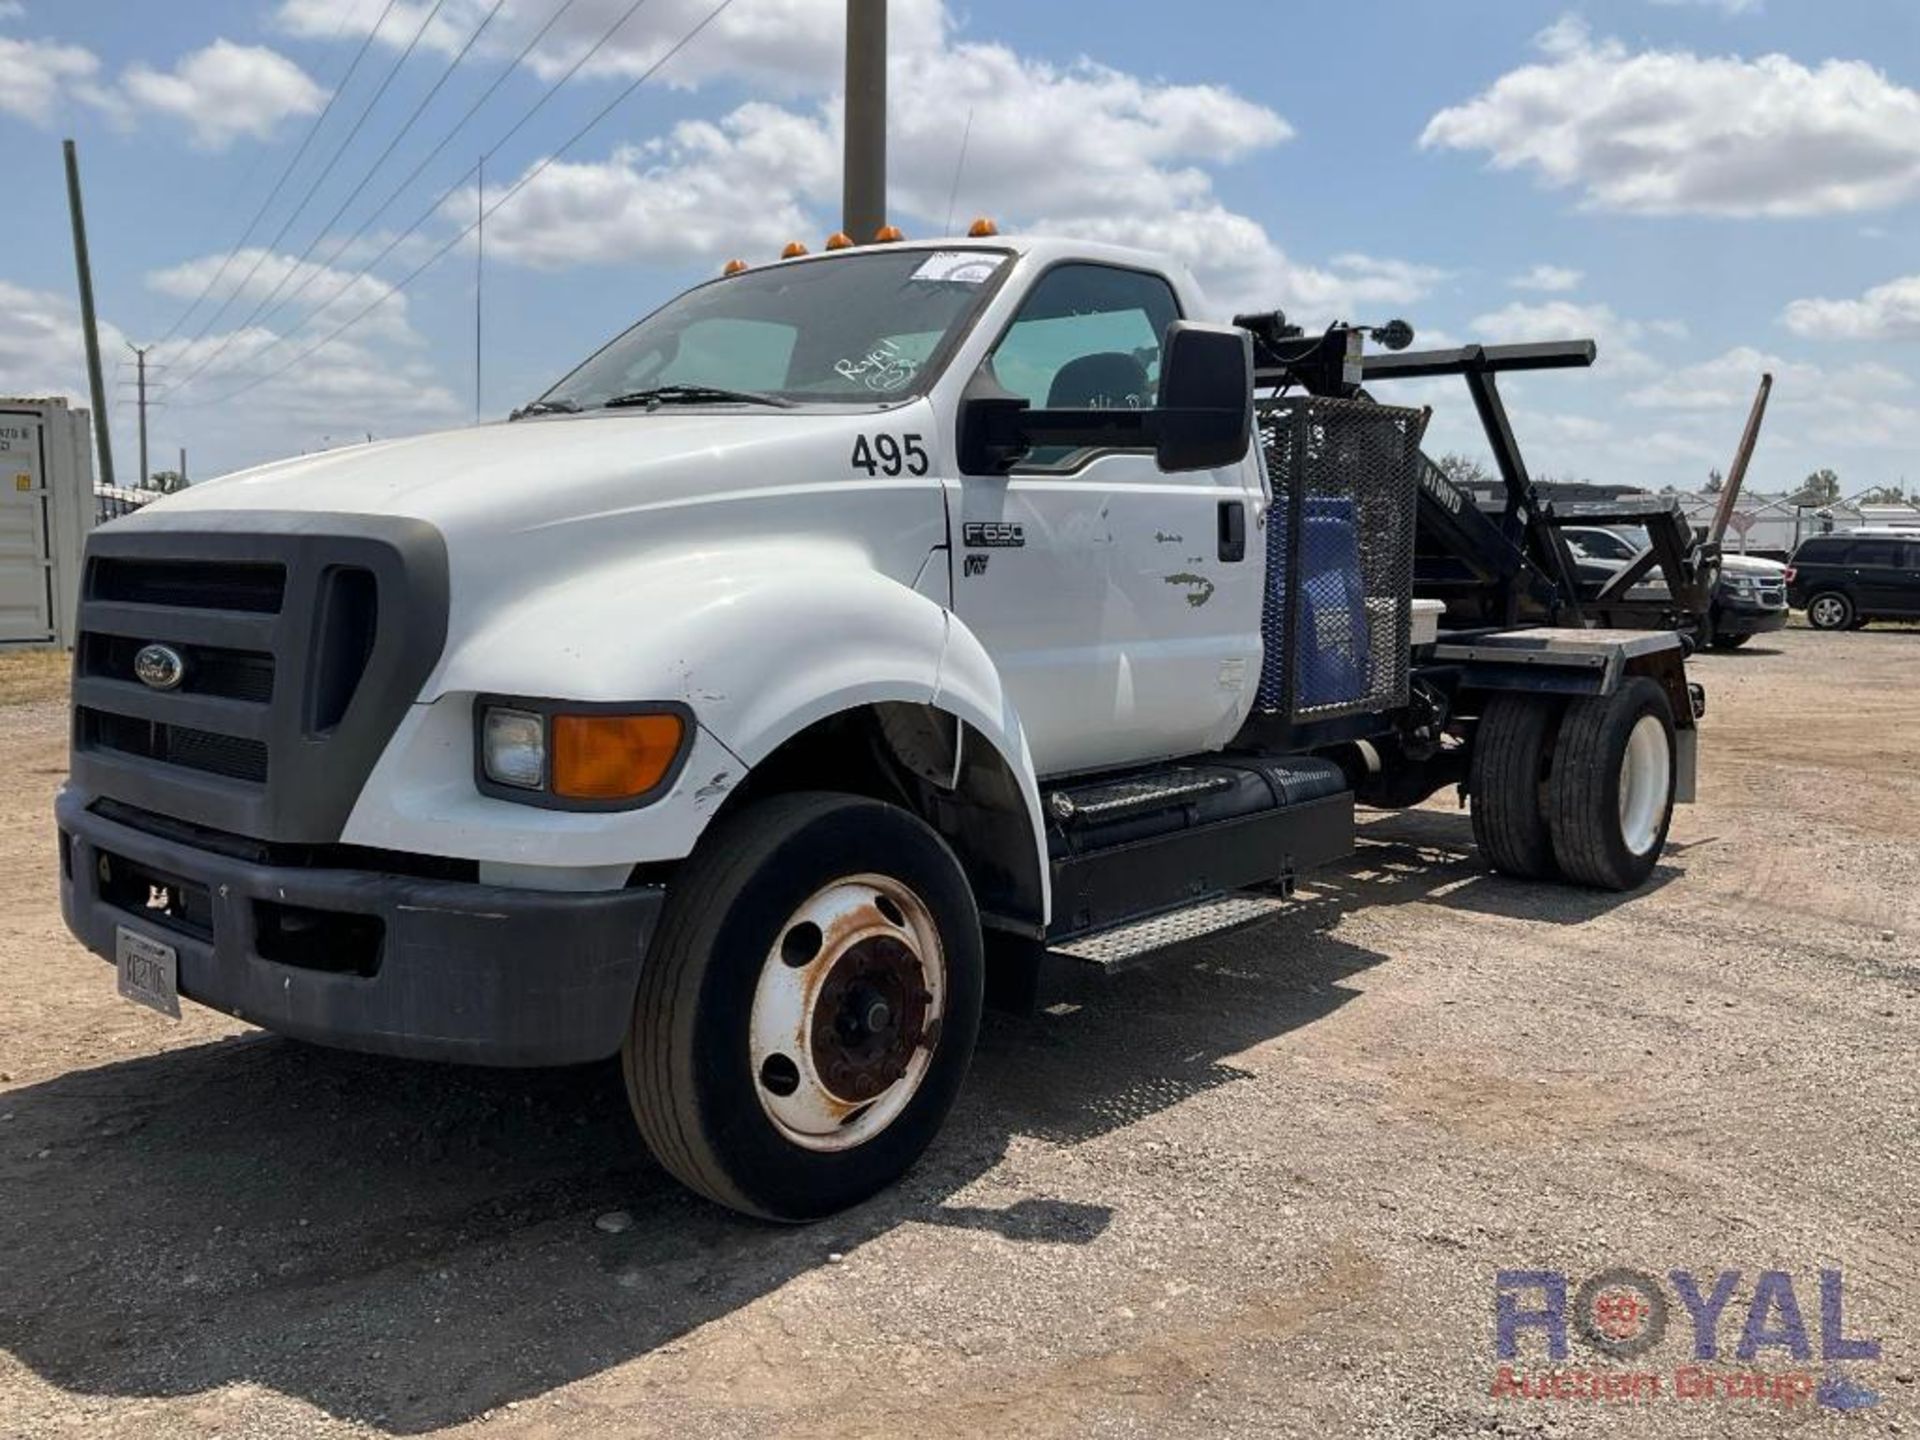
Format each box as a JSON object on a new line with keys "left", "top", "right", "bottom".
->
{"left": 58, "top": 234, "right": 1701, "bottom": 1219}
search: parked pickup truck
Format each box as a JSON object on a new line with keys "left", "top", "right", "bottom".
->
{"left": 58, "top": 234, "right": 1702, "bottom": 1219}
{"left": 1561, "top": 525, "right": 1789, "bottom": 649}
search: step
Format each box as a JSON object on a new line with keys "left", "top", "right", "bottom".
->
{"left": 1050, "top": 889, "right": 1295, "bottom": 971}
{"left": 1046, "top": 768, "right": 1234, "bottom": 825}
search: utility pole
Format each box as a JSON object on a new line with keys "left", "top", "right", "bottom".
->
{"left": 127, "top": 342, "right": 152, "bottom": 487}
{"left": 475, "top": 153, "right": 484, "bottom": 425}
{"left": 843, "top": 0, "right": 887, "bottom": 243}
{"left": 63, "top": 139, "right": 114, "bottom": 488}
{"left": 179, "top": 446, "right": 188, "bottom": 487}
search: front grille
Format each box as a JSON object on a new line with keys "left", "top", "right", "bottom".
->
{"left": 70, "top": 518, "right": 449, "bottom": 843}
{"left": 79, "top": 632, "right": 275, "bottom": 702}
{"left": 79, "top": 708, "right": 270, "bottom": 783}
{"left": 91, "top": 557, "right": 286, "bottom": 613}
{"left": 1256, "top": 397, "right": 1422, "bottom": 720}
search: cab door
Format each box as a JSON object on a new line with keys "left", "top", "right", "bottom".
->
{"left": 950, "top": 263, "right": 1261, "bottom": 779}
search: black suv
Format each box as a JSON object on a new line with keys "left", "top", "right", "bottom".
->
{"left": 1787, "top": 533, "right": 1920, "bottom": 629}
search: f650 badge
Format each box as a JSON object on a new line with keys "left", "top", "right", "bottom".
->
{"left": 962, "top": 521, "right": 1025, "bottom": 548}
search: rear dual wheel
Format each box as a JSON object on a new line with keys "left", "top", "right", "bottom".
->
{"left": 624, "top": 793, "right": 983, "bottom": 1221}
{"left": 1470, "top": 678, "right": 1677, "bottom": 891}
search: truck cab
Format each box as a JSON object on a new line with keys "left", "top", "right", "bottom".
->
{"left": 57, "top": 234, "right": 1699, "bottom": 1219}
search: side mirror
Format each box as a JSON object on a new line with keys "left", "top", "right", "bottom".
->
{"left": 955, "top": 319, "right": 1254, "bottom": 476}
{"left": 1154, "top": 321, "right": 1254, "bottom": 473}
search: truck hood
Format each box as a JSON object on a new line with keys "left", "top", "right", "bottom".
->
{"left": 123, "top": 405, "right": 952, "bottom": 665}
{"left": 147, "top": 409, "right": 892, "bottom": 535}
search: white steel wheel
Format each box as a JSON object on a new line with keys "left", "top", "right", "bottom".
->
{"left": 1616, "top": 714, "right": 1672, "bottom": 858}
{"left": 749, "top": 874, "right": 947, "bottom": 1153}
{"left": 623, "top": 792, "right": 983, "bottom": 1221}
{"left": 1546, "top": 676, "right": 1677, "bottom": 891}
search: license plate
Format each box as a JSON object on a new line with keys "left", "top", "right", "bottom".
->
{"left": 116, "top": 926, "right": 180, "bottom": 1020}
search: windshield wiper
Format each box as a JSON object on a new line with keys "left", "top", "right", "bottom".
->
{"left": 602, "top": 384, "right": 794, "bottom": 410}
{"left": 508, "top": 398, "right": 581, "bottom": 420}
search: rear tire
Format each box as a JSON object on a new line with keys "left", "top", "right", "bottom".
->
{"left": 1546, "top": 677, "right": 1676, "bottom": 891}
{"left": 1469, "top": 693, "right": 1560, "bottom": 880}
{"left": 1806, "top": 592, "right": 1853, "bottom": 630}
{"left": 624, "top": 792, "right": 983, "bottom": 1221}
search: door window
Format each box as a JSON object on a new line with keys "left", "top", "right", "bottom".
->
{"left": 986, "top": 264, "right": 1182, "bottom": 469}
{"left": 1849, "top": 539, "right": 1900, "bottom": 567}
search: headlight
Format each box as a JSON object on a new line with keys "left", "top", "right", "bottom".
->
{"left": 482, "top": 707, "right": 546, "bottom": 789}
{"left": 477, "top": 700, "right": 690, "bottom": 808}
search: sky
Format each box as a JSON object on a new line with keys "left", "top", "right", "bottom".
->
{"left": 1, "top": 0, "right": 1917, "bottom": 494}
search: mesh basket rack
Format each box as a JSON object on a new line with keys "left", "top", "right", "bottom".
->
{"left": 1254, "top": 396, "right": 1423, "bottom": 721}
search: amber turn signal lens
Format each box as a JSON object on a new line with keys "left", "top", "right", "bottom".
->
{"left": 722, "top": 258, "right": 749, "bottom": 275}
{"left": 967, "top": 216, "right": 998, "bottom": 237}
{"left": 872, "top": 224, "right": 904, "bottom": 243}
{"left": 825, "top": 231, "right": 854, "bottom": 250}
{"left": 550, "top": 713, "right": 685, "bottom": 800}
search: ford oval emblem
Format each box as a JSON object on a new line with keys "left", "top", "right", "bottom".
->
{"left": 133, "top": 643, "right": 186, "bottom": 691}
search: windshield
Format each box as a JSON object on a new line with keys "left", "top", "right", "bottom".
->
{"left": 534, "top": 249, "right": 1011, "bottom": 412}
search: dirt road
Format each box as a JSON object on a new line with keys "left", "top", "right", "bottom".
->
{"left": 1, "top": 628, "right": 1914, "bottom": 1438}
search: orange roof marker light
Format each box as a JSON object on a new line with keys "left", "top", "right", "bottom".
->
{"left": 967, "top": 217, "right": 999, "bottom": 238}
{"left": 873, "top": 224, "right": 905, "bottom": 243}
{"left": 781, "top": 241, "right": 809, "bottom": 258}
{"left": 824, "top": 231, "right": 855, "bottom": 250}
{"left": 722, "top": 258, "right": 749, "bottom": 275}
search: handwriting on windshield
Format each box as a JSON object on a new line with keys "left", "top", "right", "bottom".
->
{"left": 835, "top": 339, "right": 919, "bottom": 393}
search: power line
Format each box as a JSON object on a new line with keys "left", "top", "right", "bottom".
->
{"left": 231, "top": 0, "right": 586, "bottom": 347}
{"left": 246, "top": 0, "right": 511, "bottom": 339}
{"left": 165, "top": 0, "right": 454, "bottom": 387}
{"left": 181, "top": 0, "right": 741, "bottom": 410}
{"left": 153, "top": 0, "right": 400, "bottom": 348}
{"left": 174, "top": 0, "right": 660, "bottom": 397}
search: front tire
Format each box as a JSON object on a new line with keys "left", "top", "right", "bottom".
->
{"left": 1546, "top": 677, "right": 1677, "bottom": 891}
{"left": 624, "top": 793, "right": 983, "bottom": 1221}
{"left": 1806, "top": 591, "right": 1854, "bottom": 630}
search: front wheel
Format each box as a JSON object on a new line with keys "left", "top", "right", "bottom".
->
{"left": 624, "top": 793, "right": 983, "bottom": 1221}
{"left": 1806, "top": 591, "right": 1854, "bottom": 630}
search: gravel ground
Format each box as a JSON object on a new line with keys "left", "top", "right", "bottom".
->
{"left": 0, "top": 627, "right": 1914, "bottom": 1438}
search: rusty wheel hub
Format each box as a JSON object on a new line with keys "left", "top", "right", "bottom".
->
{"left": 748, "top": 874, "right": 947, "bottom": 1152}
{"left": 810, "top": 936, "right": 932, "bottom": 1103}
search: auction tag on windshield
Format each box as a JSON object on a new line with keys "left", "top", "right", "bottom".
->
{"left": 910, "top": 251, "right": 1004, "bottom": 285}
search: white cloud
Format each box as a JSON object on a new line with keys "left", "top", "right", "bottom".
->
{"left": 275, "top": 0, "right": 950, "bottom": 93}
{"left": 464, "top": 14, "right": 1418, "bottom": 324}
{"left": 0, "top": 280, "right": 119, "bottom": 406}
{"left": 1037, "top": 207, "right": 1439, "bottom": 321}
{"left": 123, "top": 40, "right": 326, "bottom": 150}
{"left": 0, "top": 34, "right": 113, "bottom": 123}
{"left": 0, "top": 3, "right": 28, "bottom": 22}
{"left": 1421, "top": 18, "right": 1920, "bottom": 216}
{"left": 146, "top": 249, "right": 423, "bottom": 348}
{"left": 1511, "top": 264, "right": 1582, "bottom": 293}
{"left": 1781, "top": 274, "right": 1920, "bottom": 341}
{"left": 467, "top": 104, "right": 837, "bottom": 268}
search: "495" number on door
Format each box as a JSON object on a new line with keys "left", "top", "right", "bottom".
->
{"left": 851, "top": 433, "right": 930, "bottom": 477}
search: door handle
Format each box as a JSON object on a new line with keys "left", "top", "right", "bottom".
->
{"left": 1218, "top": 500, "right": 1247, "bottom": 562}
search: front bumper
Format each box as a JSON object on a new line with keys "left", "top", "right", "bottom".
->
{"left": 56, "top": 788, "right": 661, "bottom": 1066}
{"left": 1715, "top": 592, "right": 1790, "bottom": 636}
